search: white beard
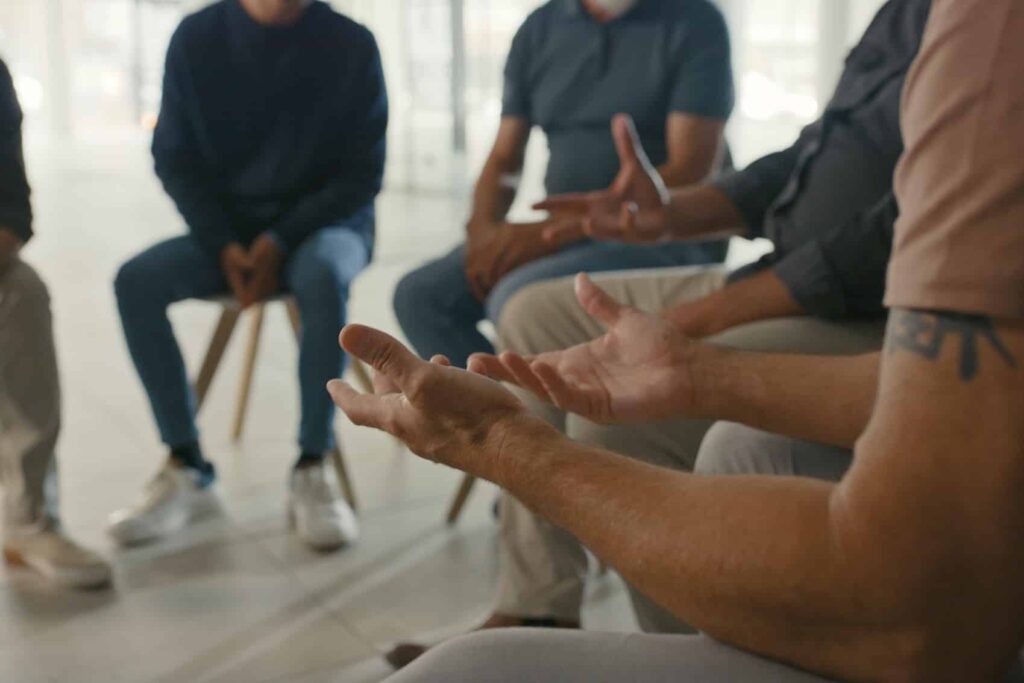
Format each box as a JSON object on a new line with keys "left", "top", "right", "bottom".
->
{"left": 589, "top": 0, "right": 640, "bottom": 17}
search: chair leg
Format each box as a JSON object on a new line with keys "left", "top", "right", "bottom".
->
{"left": 285, "top": 298, "right": 302, "bottom": 338}
{"left": 330, "top": 432, "right": 358, "bottom": 512}
{"left": 231, "top": 304, "right": 265, "bottom": 441}
{"left": 446, "top": 473, "right": 477, "bottom": 526}
{"left": 194, "top": 306, "right": 241, "bottom": 412}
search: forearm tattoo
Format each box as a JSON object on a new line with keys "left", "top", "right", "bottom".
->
{"left": 887, "top": 309, "right": 1017, "bottom": 381}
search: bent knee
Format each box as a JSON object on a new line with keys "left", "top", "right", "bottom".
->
{"left": 496, "top": 277, "right": 578, "bottom": 353}
{"left": 113, "top": 254, "right": 152, "bottom": 303}
{"left": 694, "top": 422, "right": 791, "bottom": 476}
{"left": 398, "top": 630, "right": 544, "bottom": 682}
{"left": 392, "top": 257, "right": 462, "bottom": 325}
{"left": 290, "top": 256, "right": 353, "bottom": 302}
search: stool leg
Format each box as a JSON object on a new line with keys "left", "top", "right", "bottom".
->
{"left": 231, "top": 304, "right": 265, "bottom": 441}
{"left": 285, "top": 298, "right": 302, "bottom": 337}
{"left": 330, "top": 431, "right": 358, "bottom": 512}
{"left": 446, "top": 474, "right": 477, "bottom": 525}
{"left": 194, "top": 306, "right": 241, "bottom": 412}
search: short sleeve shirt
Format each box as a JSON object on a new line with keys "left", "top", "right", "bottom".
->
{"left": 885, "top": 0, "right": 1024, "bottom": 319}
{"left": 502, "top": 0, "right": 734, "bottom": 195}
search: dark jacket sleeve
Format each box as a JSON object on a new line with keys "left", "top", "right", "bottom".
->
{"left": 0, "top": 59, "right": 32, "bottom": 244}
{"left": 773, "top": 192, "right": 897, "bottom": 319}
{"left": 711, "top": 121, "right": 819, "bottom": 235}
{"left": 152, "top": 25, "right": 238, "bottom": 260}
{"left": 270, "top": 32, "right": 388, "bottom": 254}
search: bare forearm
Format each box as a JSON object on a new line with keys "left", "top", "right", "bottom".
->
{"left": 657, "top": 115, "right": 727, "bottom": 188}
{"left": 490, "top": 419, "right": 910, "bottom": 682}
{"left": 469, "top": 158, "right": 520, "bottom": 233}
{"left": 691, "top": 345, "right": 879, "bottom": 448}
{"left": 668, "top": 268, "right": 804, "bottom": 338}
{"left": 665, "top": 184, "right": 747, "bottom": 241}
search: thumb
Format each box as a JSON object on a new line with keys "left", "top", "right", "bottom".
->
{"left": 339, "top": 324, "right": 423, "bottom": 391}
{"left": 575, "top": 273, "right": 624, "bottom": 327}
{"left": 612, "top": 113, "right": 643, "bottom": 169}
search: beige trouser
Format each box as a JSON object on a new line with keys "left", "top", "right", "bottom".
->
{"left": 0, "top": 258, "right": 60, "bottom": 533}
{"left": 493, "top": 266, "right": 886, "bottom": 630}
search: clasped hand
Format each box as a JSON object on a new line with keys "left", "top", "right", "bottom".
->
{"left": 220, "top": 233, "right": 283, "bottom": 308}
{"left": 464, "top": 218, "right": 581, "bottom": 301}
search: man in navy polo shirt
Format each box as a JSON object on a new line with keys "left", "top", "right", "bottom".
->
{"left": 393, "top": 0, "right": 735, "bottom": 370}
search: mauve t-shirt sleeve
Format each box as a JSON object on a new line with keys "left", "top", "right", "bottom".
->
{"left": 886, "top": 0, "right": 1024, "bottom": 320}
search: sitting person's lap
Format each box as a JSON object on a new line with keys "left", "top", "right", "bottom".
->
{"left": 392, "top": 240, "right": 726, "bottom": 368}
{"left": 116, "top": 225, "right": 367, "bottom": 307}
{"left": 491, "top": 269, "right": 886, "bottom": 632}
{"left": 387, "top": 628, "right": 839, "bottom": 683}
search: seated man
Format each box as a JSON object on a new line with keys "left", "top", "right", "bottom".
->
{"left": 386, "top": 0, "right": 930, "bottom": 665}
{"left": 393, "top": 0, "right": 735, "bottom": 370}
{"left": 108, "top": 0, "right": 387, "bottom": 550}
{"left": 328, "top": 1, "right": 1024, "bottom": 678}
{"left": 0, "top": 57, "right": 111, "bottom": 588}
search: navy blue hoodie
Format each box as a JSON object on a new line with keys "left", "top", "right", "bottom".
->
{"left": 153, "top": 0, "right": 387, "bottom": 258}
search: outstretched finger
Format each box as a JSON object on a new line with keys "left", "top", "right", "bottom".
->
{"left": 339, "top": 324, "right": 423, "bottom": 392}
{"left": 500, "top": 352, "right": 553, "bottom": 403}
{"left": 467, "top": 353, "right": 516, "bottom": 382}
{"left": 430, "top": 354, "right": 452, "bottom": 367}
{"left": 574, "top": 273, "right": 624, "bottom": 327}
{"left": 611, "top": 113, "right": 643, "bottom": 168}
{"left": 533, "top": 193, "right": 594, "bottom": 215}
{"left": 326, "top": 379, "right": 393, "bottom": 431}
{"left": 531, "top": 362, "right": 588, "bottom": 415}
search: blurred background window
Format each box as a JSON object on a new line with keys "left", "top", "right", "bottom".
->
{"left": 0, "top": 0, "right": 885, "bottom": 196}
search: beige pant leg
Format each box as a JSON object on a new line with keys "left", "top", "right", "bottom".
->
{"left": 494, "top": 266, "right": 728, "bottom": 621}
{"left": 0, "top": 259, "right": 60, "bottom": 533}
{"left": 494, "top": 266, "right": 885, "bottom": 627}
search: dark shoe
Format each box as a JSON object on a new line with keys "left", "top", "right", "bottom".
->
{"left": 383, "top": 615, "right": 579, "bottom": 671}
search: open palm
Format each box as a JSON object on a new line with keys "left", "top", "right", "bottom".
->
{"left": 469, "top": 274, "right": 697, "bottom": 424}
{"left": 536, "top": 114, "right": 671, "bottom": 244}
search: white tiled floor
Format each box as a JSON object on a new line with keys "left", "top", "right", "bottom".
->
{"left": 1, "top": 136, "right": 635, "bottom": 683}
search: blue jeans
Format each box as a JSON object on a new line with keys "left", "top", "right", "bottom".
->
{"left": 114, "top": 227, "right": 369, "bottom": 455}
{"left": 393, "top": 239, "right": 727, "bottom": 367}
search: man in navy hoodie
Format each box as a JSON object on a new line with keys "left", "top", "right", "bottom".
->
{"left": 110, "top": 0, "right": 387, "bottom": 551}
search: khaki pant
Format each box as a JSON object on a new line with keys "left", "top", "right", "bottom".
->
{"left": 492, "top": 266, "right": 886, "bottom": 629}
{"left": 0, "top": 259, "right": 60, "bottom": 533}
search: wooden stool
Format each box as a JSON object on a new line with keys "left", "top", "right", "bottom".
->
{"left": 192, "top": 294, "right": 375, "bottom": 511}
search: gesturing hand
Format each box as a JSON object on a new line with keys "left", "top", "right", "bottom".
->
{"left": 535, "top": 114, "right": 671, "bottom": 245}
{"left": 468, "top": 273, "right": 699, "bottom": 424}
{"left": 327, "top": 325, "right": 530, "bottom": 475}
{"left": 464, "top": 219, "right": 581, "bottom": 301}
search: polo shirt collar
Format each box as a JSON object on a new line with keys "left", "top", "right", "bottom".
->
{"left": 560, "top": 0, "right": 650, "bottom": 21}
{"left": 561, "top": 0, "right": 584, "bottom": 16}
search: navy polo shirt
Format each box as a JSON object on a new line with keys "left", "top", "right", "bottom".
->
{"left": 503, "top": 0, "right": 734, "bottom": 195}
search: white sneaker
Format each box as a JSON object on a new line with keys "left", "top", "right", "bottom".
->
{"left": 107, "top": 462, "right": 219, "bottom": 546}
{"left": 289, "top": 463, "right": 359, "bottom": 551}
{"left": 3, "top": 527, "right": 112, "bottom": 590}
